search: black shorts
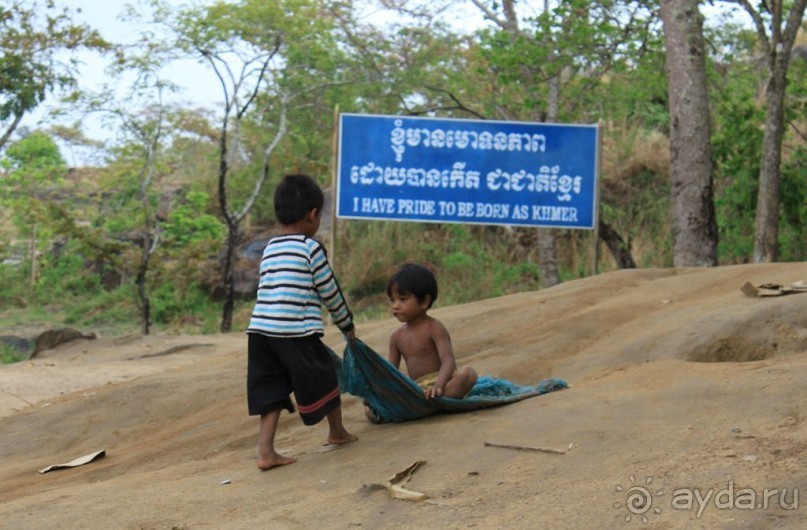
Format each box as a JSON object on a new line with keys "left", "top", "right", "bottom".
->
{"left": 247, "top": 333, "right": 341, "bottom": 425}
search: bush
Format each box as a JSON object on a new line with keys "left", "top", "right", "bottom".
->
{"left": 151, "top": 282, "right": 223, "bottom": 333}
{"left": 338, "top": 220, "right": 542, "bottom": 317}
{"left": 63, "top": 287, "right": 136, "bottom": 335}
{"left": 0, "top": 344, "right": 26, "bottom": 364}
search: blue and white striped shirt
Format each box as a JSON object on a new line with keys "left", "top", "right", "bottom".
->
{"left": 246, "top": 234, "right": 354, "bottom": 337}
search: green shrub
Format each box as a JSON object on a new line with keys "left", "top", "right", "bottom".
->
{"left": 33, "top": 251, "right": 104, "bottom": 304}
{"left": 0, "top": 263, "right": 29, "bottom": 307}
{"left": 63, "top": 287, "right": 136, "bottom": 335}
{"left": 1, "top": 350, "right": 25, "bottom": 364}
{"left": 151, "top": 282, "right": 222, "bottom": 333}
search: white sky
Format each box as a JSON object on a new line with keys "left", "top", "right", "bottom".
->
{"left": 66, "top": 0, "right": 221, "bottom": 106}
{"left": 19, "top": 0, "right": 220, "bottom": 165}
{"left": 21, "top": 0, "right": 451, "bottom": 164}
{"left": 20, "top": 0, "right": 489, "bottom": 165}
{"left": 19, "top": 0, "right": 745, "bottom": 166}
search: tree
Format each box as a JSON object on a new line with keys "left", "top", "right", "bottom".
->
{"left": 477, "top": 0, "right": 562, "bottom": 286}
{"left": 470, "top": 0, "right": 658, "bottom": 276}
{"left": 720, "top": 0, "right": 807, "bottom": 262}
{"left": 161, "top": 0, "right": 347, "bottom": 332}
{"left": 659, "top": 0, "right": 719, "bottom": 266}
{"left": 63, "top": 26, "right": 185, "bottom": 334}
{"left": 332, "top": 0, "right": 664, "bottom": 276}
{"left": 117, "top": 103, "right": 166, "bottom": 336}
{"left": 0, "top": 131, "right": 67, "bottom": 287}
{"left": 0, "top": 1, "right": 108, "bottom": 151}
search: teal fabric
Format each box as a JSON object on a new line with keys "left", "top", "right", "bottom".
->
{"left": 336, "top": 337, "right": 568, "bottom": 423}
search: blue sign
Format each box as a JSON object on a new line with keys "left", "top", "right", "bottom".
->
{"left": 336, "top": 114, "right": 599, "bottom": 229}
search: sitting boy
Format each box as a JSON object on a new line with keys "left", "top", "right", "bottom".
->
{"left": 385, "top": 263, "right": 478, "bottom": 399}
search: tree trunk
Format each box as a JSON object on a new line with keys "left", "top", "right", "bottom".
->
{"left": 220, "top": 221, "right": 239, "bottom": 333}
{"left": 750, "top": 0, "right": 807, "bottom": 262}
{"left": 29, "top": 222, "right": 37, "bottom": 289}
{"left": 217, "top": 123, "right": 236, "bottom": 334}
{"left": 753, "top": 65, "right": 787, "bottom": 262}
{"left": 496, "top": 0, "right": 561, "bottom": 288}
{"left": 598, "top": 220, "right": 636, "bottom": 269}
{"left": 538, "top": 0, "right": 561, "bottom": 288}
{"left": 536, "top": 229, "right": 560, "bottom": 287}
{"left": 136, "top": 234, "right": 153, "bottom": 336}
{"left": 660, "top": 0, "right": 718, "bottom": 267}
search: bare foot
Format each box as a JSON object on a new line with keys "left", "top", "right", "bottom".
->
{"left": 327, "top": 430, "right": 358, "bottom": 445}
{"left": 256, "top": 452, "right": 297, "bottom": 471}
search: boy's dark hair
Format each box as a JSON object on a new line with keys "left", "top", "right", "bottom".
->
{"left": 274, "top": 174, "right": 324, "bottom": 225}
{"left": 386, "top": 263, "right": 438, "bottom": 308}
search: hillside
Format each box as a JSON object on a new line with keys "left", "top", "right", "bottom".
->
{"left": 1, "top": 262, "right": 805, "bottom": 529}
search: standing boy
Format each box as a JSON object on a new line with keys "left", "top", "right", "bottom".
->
{"left": 246, "top": 174, "right": 357, "bottom": 471}
{"left": 387, "top": 263, "right": 478, "bottom": 399}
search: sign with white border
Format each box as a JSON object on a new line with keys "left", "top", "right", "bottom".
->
{"left": 336, "top": 113, "right": 599, "bottom": 229}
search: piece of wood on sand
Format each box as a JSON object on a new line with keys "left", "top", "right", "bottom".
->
{"left": 483, "top": 441, "right": 566, "bottom": 455}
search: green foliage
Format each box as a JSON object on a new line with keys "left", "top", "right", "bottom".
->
{"left": 3, "top": 0, "right": 805, "bottom": 339}
{"left": 150, "top": 282, "right": 222, "bottom": 333}
{"left": 603, "top": 47, "right": 669, "bottom": 131}
{"left": 704, "top": 12, "right": 771, "bottom": 263}
{"left": 778, "top": 144, "right": 807, "bottom": 261}
{"left": 0, "top": 263, "right": 27, "bottom": 307}
{"left": 32, "top": 248, "right": 104, "bottom": 304}
{"left": 0, "top": 132, "right": 69, "bottom": 276}
{"left": 163, "top": 191, "right": 225, "bottom": 245}
{"left": 0, "top": 2, "right": 109, "bottom": 149}
{"left": 710, "top": 40, "right": 807, "bottom": 263}
{"left": 778, "top": 56, "right": 807, "bottom": 261}
{"left": 478, "top": 0, "right": 659, "bottom": 123}
{"left": 0, "top": 344, "right": 25, "bottom": 364}
{"left": 3, "top": 130, "right": 66, "bottom": 171}
{"left": 63, "top": 287, "right": 136, "bottom": 332}
{"left": 1, "top": 131, "right": 68, "bottom": 210}
{"left": 704, "top": 20, "right": 758, "bottom": 65}
{"left": 339, "top": 221, "right": 542, "bottom": 319}
{"left": 710, "top": 57, "right": 764, "bottom": 263}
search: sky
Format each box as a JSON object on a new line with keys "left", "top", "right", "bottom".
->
{"left": 18, "top": 0, "right": 494, "bottom": 165}
{"left": 65, "top": 0, "right": 221, "bottom": 107}
{"left": 19, "top": 1, "right": 746, "bottom": 166}
{"left": 22, "top": 0, "right": 477, "bottom": 165}
{"left": 58, "top": 0, "right": 487, "bottom": 109}
{"left": 19, "top": 0, "right": 230, "bottom": 165}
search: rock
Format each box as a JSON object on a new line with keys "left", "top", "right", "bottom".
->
{"left": 0, "top": 336, "right": 34, "bottom": 356}
{"left": 31, "top": 327, "right": 97, "bottom": 358}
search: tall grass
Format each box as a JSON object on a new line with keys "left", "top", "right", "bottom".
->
{"left": 335, "top": 220, "right": 542, "bottom": 319}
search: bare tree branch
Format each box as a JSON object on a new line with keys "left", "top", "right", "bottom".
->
{"left": 0, "top": 114, "right": 24, "bottom": 151}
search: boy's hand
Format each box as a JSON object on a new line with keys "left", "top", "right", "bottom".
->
{"left": 344, "top": 328, "right": 356, "bottom": 339}
{"left": 424, "top": 386, "right": 443, "bottom": 399}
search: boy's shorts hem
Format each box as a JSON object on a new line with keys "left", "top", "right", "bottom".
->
{"left": 247, "top": 333, "right": 341, "bottom": 425}
{"left": 249, "top": 398, "right": 295, "bottom": 417}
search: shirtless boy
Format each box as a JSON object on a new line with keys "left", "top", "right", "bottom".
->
{"left": 386, "top": 263, "right": 478, "bottom": 399}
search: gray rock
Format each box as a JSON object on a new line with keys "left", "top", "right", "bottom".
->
{"left": 0, "top": 335, "right": 33, "bottom": 355}
{"left": 31, "top": 327, "right": 97, "bottom": 358}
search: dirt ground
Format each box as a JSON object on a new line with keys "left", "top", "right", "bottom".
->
{"left": 1, "top": 262, "right": 805, "bottom": 529}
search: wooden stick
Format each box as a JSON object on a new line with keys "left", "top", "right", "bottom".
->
{"left": 483, "top": 441, "right": 566, "bottom": 455}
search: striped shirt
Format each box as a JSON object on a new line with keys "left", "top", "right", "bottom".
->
{"left": 246, "top": 234, "right": 354, "bottom": 337}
